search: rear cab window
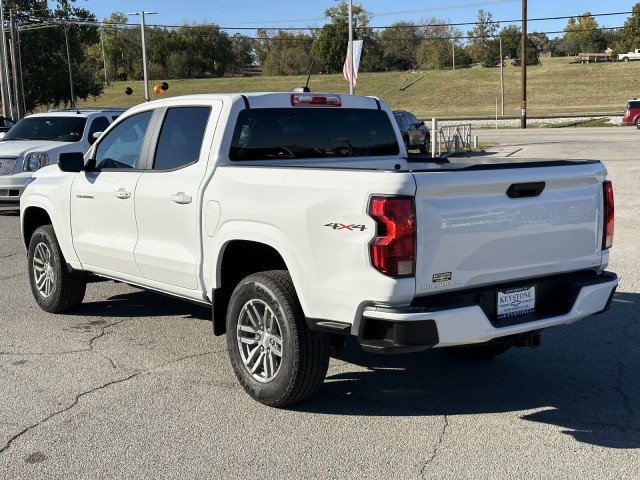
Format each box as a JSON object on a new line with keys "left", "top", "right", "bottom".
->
{"left": 229, "top": 108, "right": 399, "bottom": 160}
{"left": 153, "top": 107, "right": 211, "bottom": 170}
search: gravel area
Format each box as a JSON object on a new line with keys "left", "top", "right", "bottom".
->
{"left": 437, "top": 115, "right": 624, "bottom": 129}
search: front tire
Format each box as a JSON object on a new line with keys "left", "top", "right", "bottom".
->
{"left": 226, "top": 270, "right": 330, "bottom": 407}
{"left": 28, "top": 225, "right": 87, "bottom": 313}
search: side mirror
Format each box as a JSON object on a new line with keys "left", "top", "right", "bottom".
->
{"left": 419, "top": 121, "right": 425, "bottom": 126}
{"left": 89, "top": 131, "right": 103, "bottom": 145}
{"left": 58, "top": 152, "right": 85, "bottom": 172}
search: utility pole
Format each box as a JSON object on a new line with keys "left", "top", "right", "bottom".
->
{"left": 9, "top": 8, "right": 23, "bottom": 120}
{"left": 100, "top": 26, "right": 108, "bottom": 85}
{"left": 63, "top": 23, "right": 75, "bottom": 108}
{"left": 0, "top": 0, "right": 12, "bottom": 119}
{"left": 520, "top": 0, "right": 527, "bottom": 129}
{"left": 128, "top": 11, "right": 156, "bottom": 102}
{"left": 500, "top": 37, "right": 504, "bottom": 116}
{"left": 452, "top": 37, "right": 455, "bottom": 71}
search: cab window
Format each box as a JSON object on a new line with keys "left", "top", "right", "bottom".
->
{"left": 230, "top": 108, "right": 399, "bottom": 160}
{"left": 153, "top": 107, "right": 210, "bottom": 170}
{"left": 95, "top": 111, "right": 152, "bottom": 169}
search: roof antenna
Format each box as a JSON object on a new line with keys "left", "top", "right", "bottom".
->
{"left": 291, "top": 59, "right": 314, "bottom": 93}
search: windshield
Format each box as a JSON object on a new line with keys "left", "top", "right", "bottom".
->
{"left": 2, "top": 116, "right": 86, "bottom": 142}
{"left": 229, "top": 108, "right": 399, "bottom": 160}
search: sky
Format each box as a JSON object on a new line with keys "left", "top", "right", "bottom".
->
{"left": 64, "top": 0, "right": 637, "bottom": 38}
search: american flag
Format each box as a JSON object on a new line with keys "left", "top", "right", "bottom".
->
{"left": 343, "top": 40, "right": 363, "bottom": 88}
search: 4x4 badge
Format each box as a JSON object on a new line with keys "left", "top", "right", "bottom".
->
{"left": 324, "top": 222, "right": 367, "bottom": 231}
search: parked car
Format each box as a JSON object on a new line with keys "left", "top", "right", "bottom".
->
{"left": 0, "top": 116, "right": 15, "bottom": 133}
{"left": 393, "top": 110, "right": 430, "bottom": 154}
{"left": 622, "top": 98, "right": 640, "bottom": 127}
{"left": 0, "top": 108, "right": 125, "bottom": 207}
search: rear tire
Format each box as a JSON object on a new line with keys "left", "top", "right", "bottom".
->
{"left": 226, "top": 270, "right": 330, "bottom": 407}
{"left": 28, "top": 225, "right": 87, "bottom": 313}
{"left": 445, "top": 341, "right": 511, "bottom": 360}
{"left": 418, "top": 134, "right": 430, "bottom": 154}
{"left": 635, "top": 117, "right": 640, "bottom": 129}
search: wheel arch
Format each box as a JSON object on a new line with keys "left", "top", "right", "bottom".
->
{"left": 212, "top": 239, "right": 288, "bottom": 335}
{"left": 22, "top": 206, "right": 53, "bottom": 250}
{"left": 22, "top": 203, "right": 81, "bottom": 270}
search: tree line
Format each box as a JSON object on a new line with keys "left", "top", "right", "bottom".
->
{"left": 6, "top": 1, "right": 640, "bottom": 112}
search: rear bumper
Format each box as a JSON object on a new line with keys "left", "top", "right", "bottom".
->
{"left": 356, "top": 271, "right": 618, "bottom": 353}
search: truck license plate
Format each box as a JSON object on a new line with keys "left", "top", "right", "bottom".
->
{"left": 497, "top": 286, "right": 535, "bottom": 319}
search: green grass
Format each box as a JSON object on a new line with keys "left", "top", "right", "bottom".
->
{"left": 76, "top": 57, "right": 639, "bottom": 118}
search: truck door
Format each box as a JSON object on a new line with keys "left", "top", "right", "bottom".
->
{"left": 133, "top": 104, "right": 219, "bottom": 290}
{"left": 70, "top": 110, "right": 154, "bottom": 277}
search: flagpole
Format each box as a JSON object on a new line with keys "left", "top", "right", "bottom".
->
{"left": 348, "top": 0, "right": 354, "bottom": 94}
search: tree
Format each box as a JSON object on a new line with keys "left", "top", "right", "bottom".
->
{"left": 619, "top": 3, "right": 640, "bottom": 52}
{"left": 229, "top": 34, "right": 254, "bottom": 76}
{"left": 466, "top": 9, "right": 498, "bottom": 63}
{"left": 381, "top": 21, "right": 421, "bottom": 70}
{"left": 92, "top": 12, "right": 139, "bottom": 82}
{"left": 512, "top": 36, "right": 540, "bottom": 66}
{"left": 258, "top": 30, "right": 313, "bottom": 76}
{"left": 564, "top": 12, "right": 606, "bottom": 53}
{"left": 482, "top": 25, "right": 519, "bottom": 67}
{"left": 311, "top": 1, "right": 371, "bottom": 74}
{"left": 15, "top": 0, "right": 104, "bottom": 111}
{"left": 415, "top": 18, "right": 463, "bottom": 70}
{"left": 529, "top": 32, "right": 552, "bottom": 54}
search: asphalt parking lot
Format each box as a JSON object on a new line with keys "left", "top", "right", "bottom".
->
{"left": 1, "top": 127, "right": 638, "bottom": 479}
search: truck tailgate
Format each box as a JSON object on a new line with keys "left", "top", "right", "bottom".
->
{"left": 412, "top": 161, "right": 606, "bottom": 296}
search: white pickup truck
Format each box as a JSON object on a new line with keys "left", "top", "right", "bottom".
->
{"left": 20, "top": 92, "right": 617, "bottom": 406}
{"left": 618, "top": 48, "right": 640, "bottom": 61}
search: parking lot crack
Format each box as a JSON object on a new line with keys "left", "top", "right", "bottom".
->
{"left": 0, "top": 350, "right": 218, "bottom": 455}
{"left": 0, "top": 273, "right": 23, "bottom": 280}
{"left": 419, "top": 415, "right": 449, "bottom": 479}
{"left": 89, "top": 319, "right": 128, "bottom": 350}
{"left": 0, "top": 372, "right": 142, "bottom": 455}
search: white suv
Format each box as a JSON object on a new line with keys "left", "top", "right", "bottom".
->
{"left": 0, "top": 108, "right": 125, "bottom": 207}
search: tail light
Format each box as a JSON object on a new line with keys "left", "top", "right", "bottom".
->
{"left": 369, "top": 196, "right": 415, "bottom": 277}
{"left": 291, "top": 93, "right": 341, "bottom": 107}
{"left": 602, "top": 181, "right": 614, "bottom": 249}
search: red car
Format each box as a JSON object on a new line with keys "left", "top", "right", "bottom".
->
{"left": 622, "top": 99, "right": 640, "bottom": 128}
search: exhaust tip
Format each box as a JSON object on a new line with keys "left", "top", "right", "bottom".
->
{"left": 509, "top": 331, "right": 541, "bottom": 348}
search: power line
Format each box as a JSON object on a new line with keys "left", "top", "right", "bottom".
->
{"left": 17, "top": 10, "right": 634, "bottom": 41}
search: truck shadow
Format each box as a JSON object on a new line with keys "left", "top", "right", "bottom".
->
{"left": 302, "top": 291, "right": 640, "bottom": 449}
{"left": 70, "top": 288, "right": 211, "bottom": 321}
{"left": 66, "top": 284, "right": 638, "bottom": 449}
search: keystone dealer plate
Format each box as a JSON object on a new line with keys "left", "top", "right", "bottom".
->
{"left": 497, "top": 286, "right": 536, "bottom": 319}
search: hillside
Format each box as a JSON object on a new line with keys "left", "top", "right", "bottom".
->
{"left": 76, "top": 57, "right": 639, "bottom": 118}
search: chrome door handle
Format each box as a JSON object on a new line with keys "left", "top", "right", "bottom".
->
{"left": 113, "top": 188, "right": 131, "bottom": 199}
{"left": 170, "top": 192, "right": 192, "bottom": 204}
